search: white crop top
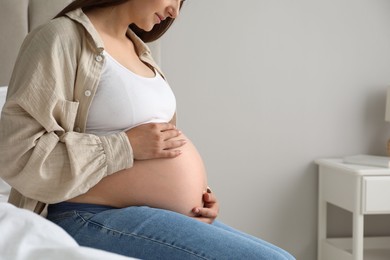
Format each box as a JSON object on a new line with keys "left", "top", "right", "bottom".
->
{"left": 86, "top": 51, "right": 176, "bottom": 136}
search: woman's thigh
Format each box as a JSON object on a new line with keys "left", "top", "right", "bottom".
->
{"left": 47, "top": 205, "right": 294, "bottom": 260}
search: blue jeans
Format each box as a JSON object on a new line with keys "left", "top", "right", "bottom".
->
{"left": 47, "top": 202, "right": 295, "bottom": 260}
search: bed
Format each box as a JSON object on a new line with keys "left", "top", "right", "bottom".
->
{"left": 0, "top": 0, "right": 160, "bottom": 259}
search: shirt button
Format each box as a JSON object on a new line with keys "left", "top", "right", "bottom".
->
{"left": 74, "top": 127, "right": 81, "bottom": 132}
{"left": 84, "top": 90, "right": 92, "bottom": 97}
{"left": 95, "top": 55, "right": 103, "bottom": 62}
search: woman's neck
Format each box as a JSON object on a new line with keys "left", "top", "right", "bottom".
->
{"left": 85, "top": 6, "right": 131, "bottom": 40}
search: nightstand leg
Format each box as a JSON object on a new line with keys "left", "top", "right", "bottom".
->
{"left": 352, "top": 213, "right": 364, "bottom": 260}
{"left": 318, "top": 185, "right": 326, "bottom": 260}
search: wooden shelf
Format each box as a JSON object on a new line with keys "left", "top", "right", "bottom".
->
{"left": 323, "top": 237, "right": 390, "bottom": 260}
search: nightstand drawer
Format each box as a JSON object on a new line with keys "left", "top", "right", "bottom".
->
{"left": 363, "top": 176, "right": 390, "bottom": 213}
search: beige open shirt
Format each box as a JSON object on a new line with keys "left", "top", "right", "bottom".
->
{"left": 0, "top": 9, "right": 173, "bottom": 216}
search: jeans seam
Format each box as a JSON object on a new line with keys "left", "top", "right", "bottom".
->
{"left": 75, "top": 211, "right": 209, "bottom": 260}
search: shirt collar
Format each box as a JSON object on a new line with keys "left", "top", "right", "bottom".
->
{"left": 65, "top": 8, "right": 151, "bottom": 56}
{"left": 65, "top": 8, "right": 104, "bottom": 52}
{"left": 126, "top": 29, "right": 151, "bottom": 57}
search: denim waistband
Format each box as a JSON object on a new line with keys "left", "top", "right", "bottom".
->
{"left": 48, "top": 202, "right": 117, "bottom": 214}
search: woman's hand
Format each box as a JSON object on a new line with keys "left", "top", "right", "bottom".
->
{"left": 125, "top": 123, "right": 186, "bottom": 160}
{"left": 192, "top": 190, "right": 219, "bottom": 224}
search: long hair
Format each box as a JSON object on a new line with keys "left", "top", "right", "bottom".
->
{"left": 54, "top": 0, "right": 184, "bottom": 43}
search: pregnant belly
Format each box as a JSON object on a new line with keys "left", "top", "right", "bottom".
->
{"left": 68, "top": 134, "right": 208, "bottom": 216}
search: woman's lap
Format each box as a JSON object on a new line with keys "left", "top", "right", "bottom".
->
{"left": 47, "top": 203, "right": 295, "bottom": 260}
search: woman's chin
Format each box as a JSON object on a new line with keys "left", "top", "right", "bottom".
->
{"left": 137, "top": 24, "right": 155, "bottom": 32}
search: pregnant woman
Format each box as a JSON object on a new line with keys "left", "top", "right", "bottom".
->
{"left": 0, "top": 0, "right": 295, "bottom": 259}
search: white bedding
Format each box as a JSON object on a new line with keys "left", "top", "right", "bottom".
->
{"left": 0, "top": 203, "right": 138, "bottom": 260}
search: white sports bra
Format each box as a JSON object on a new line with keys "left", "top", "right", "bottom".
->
{"left": 86, "top": 51, "right": 176, "bottom": 136}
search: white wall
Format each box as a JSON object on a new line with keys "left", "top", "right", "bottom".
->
{"left": 161, "top": 0, "right": 390, "bottom": 259}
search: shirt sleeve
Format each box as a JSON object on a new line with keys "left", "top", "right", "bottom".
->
{"left": 0, "top": 21, "right": 133, "bottom": 203}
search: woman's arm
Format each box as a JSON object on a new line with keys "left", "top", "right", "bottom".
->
{"left": 0, "top": 24, "right": 124, "bottom": 203}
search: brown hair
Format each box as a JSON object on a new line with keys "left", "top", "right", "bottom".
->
{"left": 54, "top": 0, "right": 184, "bottom": 43}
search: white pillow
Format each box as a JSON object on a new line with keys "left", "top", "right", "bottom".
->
{"left": 0, "top": 86, "right": 11, "bottom": 202}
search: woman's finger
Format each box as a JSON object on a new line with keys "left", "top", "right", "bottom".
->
{"left": 163, "top": 139, "right": 187, "bottom": 150}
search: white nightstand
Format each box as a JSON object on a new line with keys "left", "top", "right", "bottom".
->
{"left": 316, "top": 158, "right": 390, "bottom": 260}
